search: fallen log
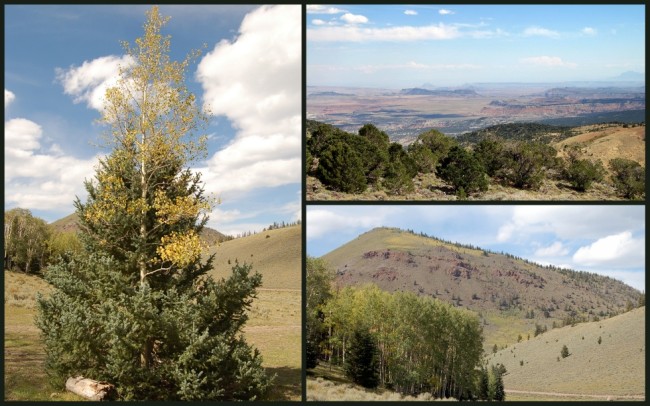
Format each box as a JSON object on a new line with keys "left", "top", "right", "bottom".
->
{"left": 65, "top": 376, "right": 116, "bottom": 401}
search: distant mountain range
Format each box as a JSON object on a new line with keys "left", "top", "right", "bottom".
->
{"left": 400, "top": 87, "right": 479, "bottom": 96}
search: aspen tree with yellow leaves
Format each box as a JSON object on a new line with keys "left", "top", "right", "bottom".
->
{"left": 36, "top": 7, "right": 271, "bottom": 400}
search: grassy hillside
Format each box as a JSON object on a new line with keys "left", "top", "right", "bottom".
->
{"left": 322, "top": 227, "right": 641, "bottom": 350}
{"left": 50, "top": 212, "right": 232, "bottom": 245}
{"left": 489, "top": 307, "right": 645, "bottom": 399}
{"left": 207, "top": 224, "right": 301, "bottom": 290}
{"left": 554, "top": 123, "right": 646, "bottom": 178}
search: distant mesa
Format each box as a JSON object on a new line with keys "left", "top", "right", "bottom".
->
{"left": 309, "top": 91, "right": 353, "bottom": 97}
{"left": 611, "top": 71, "right": 644, "bottom": 81}
{"left": 400, "top": 87, "right": 479, "bottom": 97}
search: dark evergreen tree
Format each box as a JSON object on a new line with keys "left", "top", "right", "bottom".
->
{"left": 478, "top": 367, "right": 490, "bottom": 400}
{"left": 491, "top": 365, "right": 505, "bottom": 401}
{"left": 345, "top": 328, "right": 380, "bottom": 389}
{"left": 473, "top": 137, "right": 506, "bottom": 177}
{"left": 315, "top": 138, "right": 367, "bottom": 193}
{"left": 561, "top": 344, "right": 570, "bottom": 358}
{"left": 358, "top": 123, "right": 390, "bottom": 150}
{"left": 383, "top": 143, "right": 416, "bottom": 194}
{"left": 345, "top": 133, "right": 389, "bottom": 186}
{"left": 438, "top": 146, "right": 488, "bottom": 196}
{"left": 36, "top": 7, "right": 270, "bottom": 400}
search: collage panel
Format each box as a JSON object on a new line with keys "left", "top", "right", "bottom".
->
{"left": 306, "top": 4, "right": 645, "bottom": 202}
{"left": 5, "top": 4, "right": 301, "bottom": 401}
{"left": 304, "top": 3, "right": 645, "bottom": 403}
{"left": 305, "top": 205, "right": 645, "bottom": 401}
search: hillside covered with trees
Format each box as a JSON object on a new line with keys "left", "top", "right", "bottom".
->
{"left": 308, "top": 228, "right": 644, "bottom": 401}
{"left": 306, "top": 120, "right": 645, "bottom": 200}
{"left": 307, "top": 258, "right": 493, "bottom": 401}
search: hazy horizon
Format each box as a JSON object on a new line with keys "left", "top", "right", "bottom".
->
{"left": 308, "top": 73, "right": 646, "bottom": 90}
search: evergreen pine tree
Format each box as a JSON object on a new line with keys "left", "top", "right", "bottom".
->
{"left": 36, "top": 7, "right": 271, "bottom": 400}
{"left": 344, "top": 328, "right": 380, "bottom": 389}
{"left": 478, "top": 367, "right": 490, "bottom": 400}
{"left": 561, "top": 344, "right": 570, "bottom": 358}
{"left": 491, "top": 365, "right": 506, "bottom": 401}
{"left": 315, "top": 138, "right": 367, "bottom": 193}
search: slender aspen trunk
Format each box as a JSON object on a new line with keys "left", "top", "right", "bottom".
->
{"left": 139, "top": 87, "right": 152, "bottom": 369}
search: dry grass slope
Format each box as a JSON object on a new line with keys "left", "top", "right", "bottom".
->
{"left": 4, "top": 223, "right": 302, "bottom": 400}
{"left": 307, "top": 363, "right": 455, "bottom": 401}
{"left": 488, "top": 306, "right": 645, "bottom": 399}
{"left": 206, "top": 224, "right": 301, "bottom": 290}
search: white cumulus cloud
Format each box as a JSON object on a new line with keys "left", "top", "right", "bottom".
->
{"left": 439, "top": 9, "right": 455, "bottom": 15}
{"left": 341, "top": 13, "right": 368, "bottom": 24}
{"left": 496, "top": 206, "right": 643, "bottom": 243}
{"left": 404, "top": 10, "right": 418, "bottom": 16}
{"left": 573, "top": 231, "right": 644, "bottom": 268}
{"left": 534, "top": 241, "right": 569, "bottom": 257}
{"left": 312, "top": 19, "right": 326, "bottom": 26}
{"left": 523, "top": 26, "right": 560, "bottom": 39}
{"left": 196, "top": 5, "right": 301, "bottom": 199}
{"left": 307, "top": 5, "right": 345, "bottom": 15}
{"left": 5, "top": 89, "right": 15, "bottom": 107}
{"left": 521, "top": 56, "right": 577, "bottom": 68}
{"left": 4, "top": 118, "right": 99, "bottom": 213}
{"left": 308, "top": 23, "right": 460, "bottom": 42}
{"left": 56, "top": 54, "right": 134, "bottom": 111}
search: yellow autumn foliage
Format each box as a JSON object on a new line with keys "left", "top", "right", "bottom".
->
{"left": 156, "top": 230, "right": 203, "bottom": 268}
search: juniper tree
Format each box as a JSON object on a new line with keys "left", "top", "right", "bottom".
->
{"left": 36, "top": 7, "right": 271, "bottom": 400}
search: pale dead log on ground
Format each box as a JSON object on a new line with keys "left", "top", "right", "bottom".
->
{"left": 65, "top": 376, "right": 116, "bottom": 400}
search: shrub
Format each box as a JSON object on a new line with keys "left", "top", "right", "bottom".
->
{"left": 473, "top": 137, "right": 506, "bottom": 176}
{"left": 438, "top": 146, "right": 488, "bottom": 196}
{"left": 315, "top": 138, "right": 367, "bottom": 193}
{"left": 563, "top": 158, "right": 605, "bottom": 191}
{"left": 609, "top": 158, "right": 645, "bottom": 199}
{"left": 500, "top": 142, "right": 557, "bottom": 189}
{"left": 408, "top": 129, "right": 456, "bottom": 173}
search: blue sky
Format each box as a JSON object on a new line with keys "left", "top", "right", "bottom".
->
{"left": 307, "top": 205, "right": 645, "bottom": 292}
{"left": 5, "top": 5, "right": 301, "bottom": 236}
{"left": 307, "top": 4, "right": 645, "bottom": 88}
